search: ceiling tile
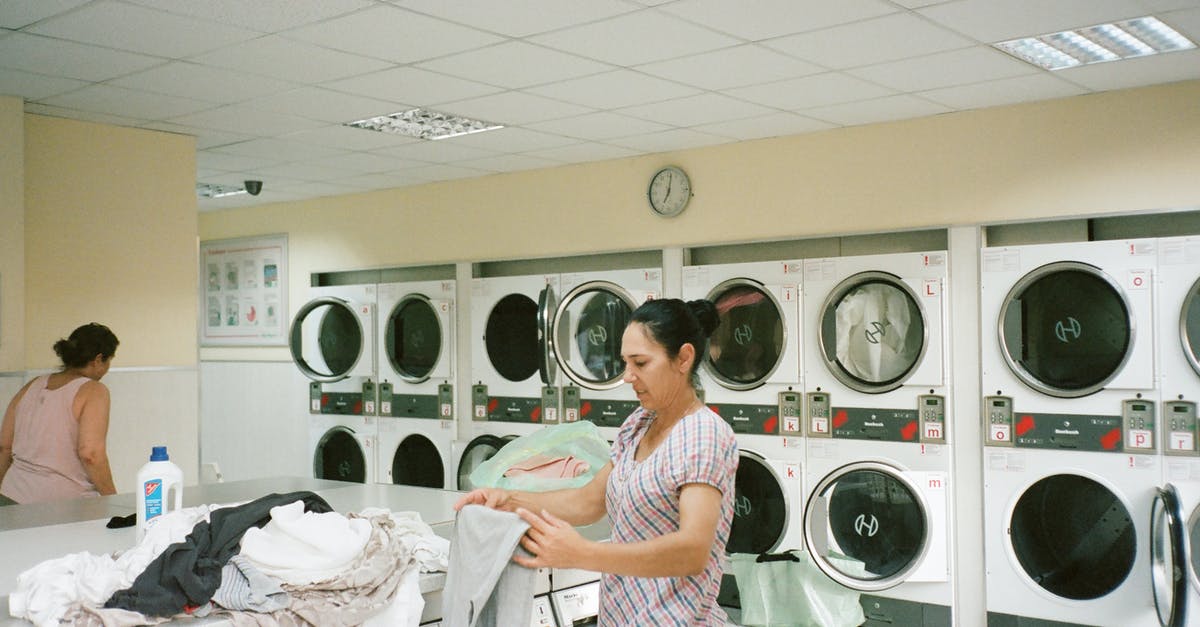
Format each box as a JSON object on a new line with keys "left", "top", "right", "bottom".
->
{"left": 189, "top": 37, "right": 393, "bottom": 84}
{"left": 0, "top": 0, "right": 89, "bottom": 29}
{"left": 38, "top": 84, "right": 216, "bottom": 120}
{"left": 24, "top": 102, "right": 149, "bottom": 127}
{"left": 692, "top": 112, "right": 834, "bottom": 141}
{"left": 459, "top": 153, "right": 566, "bottom": 173}
{"left": 848, "top": 46, "right": 1037, "bottom": 92}
{"left": 0, "top": 32, "right": 163, "bottom": 81}
{"left": 439, "top": 92, "right": 594, "bottom": 126}
{"left": 283, "top": 125, "right": 425, "bottom": 152}
{"left": 608, "top": 128, "right": 734, "bottom": 152}
{"left": 727, "top": 72, "right": 894, "bottom": 109}
{"left": 636, "top": 44, "right": 823, "bottom": 90}
{"left": 336, "top": 171, "right": 433, "bottom": 190}
{"left": 284, "top": 5, "right": 501, "bottom": 64}
{"left": 245, "top": 87, "right": 404, "bottom": 123}
{"left": 618, "top": 93, "right": 775, "bottom": 127}
{"left": 1160, "top": 7, "right": 1200, "bottom": 41}
{"left": 141, "top": 122, "right": 256, "bottom": 149}
{"left": 890, "top": 0, "right": 956, "bottom": 6}
{"left": 250, "top": 160, "right": 359, "bottom": 181}
{"left": 530, "top": 10, "right": 740, "bottom": 66}
{"left": 271, "top": 180, "right": 373, "bottom": 198}
{"left": 919, "top": 73, "right": 1088, "bottom": 109}
{"left": 197, "top": 150, "right": 286, "bottom": 172}
{"left": 325, "top": 67, "right": 501, "bottom": 107}
{"left": 526, "top": 112, "right": 672, "bottom": 141}
{"left": 374, "top": 141, "right": 498, "bottom": 163}
{"left": 110, "top": 62, "right": 297, "bottom": 104}
{"left": 122, "top": 0, "right": 372, "bottom": 33}
{"left": 1057, "top": 48, "right": 1200, "bottom": 91}
{"left": 764, "top": 13, "right": 974, "bottom": 69}
{"left": 206, "top": 138, "right": 348, "bottom": 162}
{"left": 392, "top": 0, "right": 638, "bottom": 38}
{"left": 168, "top": 104, "right": 327, "bottom": 137}
{"left": 396, "top": 164, "right": 493, "bottom": 183}
{"left": 804, "top": 94, "right": 952, "bottom": 126}
{"left": 28, "top": 0, "right": 259, "bottom": 58}
{"left": 918, "top": 0, "right": 1149, "bottom": 43}
{"left": 416, "top": 42, "right": 613, "bottom": 89}
{"left": 317, "top": 151, "right": 429, "bottom": 173}
{"left": 524, "top": 142, "right": 641, "bottom": 163}
{"left": 526, "top": 70, "right": 701, "bottom": 109}
{"left": 660, "top": 0, "right": 898, "bottom": 40}
{"left": 0, "top": 67, "right": 88, "bottom": 100}
{"left": 445, "top": 127, "right": 579, "bottom": 153}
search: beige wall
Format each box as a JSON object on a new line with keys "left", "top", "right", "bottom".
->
{"left": 0, "top": 97, "right": 24, "bottom": 372}
{"left": 24, "top": 115, "right": 198, "bottom": 369}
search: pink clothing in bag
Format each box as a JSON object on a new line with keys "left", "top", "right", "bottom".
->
{"left": 502, "top": 454, "right": 590, "bottom": 479}
{"left": 0, "top": 375, "right": 98, "bottom": 503}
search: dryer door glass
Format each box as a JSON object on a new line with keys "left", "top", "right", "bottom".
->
{"left": 485, "top": 294, "right": 539, "bottom": 382}
{"left": 819, "top": 274, "right": 926, "bottom": 394}
{"left": 707, "top": 282, "right": 785, "bottom": 390}
{"left": 1000, "top": 264, "right": 1131, "bottom": 397}
{"left": 390, "top": 433, "right": 445, "bottom": 489}
{"left": 456, "top": 434, "right": 512, "bottom": 491}
{"left": 1151, "top": 486, "right": 1186, "bottom": 627}
{"left": 1010, "top": 474, "right": 1135, "bottom": 600}
{"left": 290, "top": 298, "right": 364, "bottom": 382}
{"left": 1183, "top": 276, "right": 1200, "bottom": 376}
{"left": 727, "top": 453, "right": 787, "bottom": 554}
{"left": 386, "top": 297, "right": 442, "bottom": 382}
{"left": 313, "top": 427, "right": 366, "bottom": 483}
{"left": 808, "top": 467, "right": 927, "bottom": 589}
{"left": 555, "top": 284, "right": 633, "bottom": 389}
{"left": 1187, "top": 503, "right": 1200, "bottom": 593}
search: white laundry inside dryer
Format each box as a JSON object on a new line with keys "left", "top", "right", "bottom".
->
{"left": 834, "top": 283, "right": 920, "bottom": 385}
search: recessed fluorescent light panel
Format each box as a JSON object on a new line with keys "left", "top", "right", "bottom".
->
{"left": 344, "top": 108, "right": 503, "bottom": 140}
{"left": 196, "top": 182, "right": 247, "bottom": 198}
{"left": 995, "top": 16, "right": 1195, "bottom": 70}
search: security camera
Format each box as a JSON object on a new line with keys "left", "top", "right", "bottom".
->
{"left": 244, "top": 180, "right": 263, "bottom": 196}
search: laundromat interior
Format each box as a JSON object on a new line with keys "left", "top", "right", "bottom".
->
{"left": 2, "top": 2, "right": 1200, "bottom": 625}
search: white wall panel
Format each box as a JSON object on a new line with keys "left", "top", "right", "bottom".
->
{"left": 199, "top": 361, "right": 308, "bottom": 482}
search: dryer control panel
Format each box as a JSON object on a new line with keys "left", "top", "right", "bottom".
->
{"left": 985, "top": 395, "right": 1151, "bottom": 453}
{"left": 1164, "top": 400, "right": 1198, "bottom": 456}
{"left": 1121, "top": 399, "right": 1156, "bottom": 452}
{"left": 983, "top": 396, "right": 1014, "bottom": 446}
{"left": 918, "top": 394, "right": 946, "bottom": 444}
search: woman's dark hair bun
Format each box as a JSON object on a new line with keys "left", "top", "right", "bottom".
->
{"left": 686, "top": 299, "right": 720, "bottom": 338}
{"left": 53, "top": 323, "right": 119, "bottom": 369}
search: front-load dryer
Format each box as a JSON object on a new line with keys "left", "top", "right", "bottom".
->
{"left": 376, "top": 280, "right": 456, "bottom": 489}
{"left": 310, "top": 413, "right": 377, "bottom": 484}
{"left": 981, "top": 239, "right": 1161, "bottom": 625}
{"left": 553, "top": 268, "right": 660, "bottom": 439}
{"left": 1154, "top": 235, "right": 1200, "bottom": 627}
{"left": 290, "top": 284, "right": 378, "bottom": 417}
{"left": 803, "top": 251, "right": 949, "bottom": 446}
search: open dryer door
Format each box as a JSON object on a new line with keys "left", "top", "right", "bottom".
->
{"left": 537, "top": 283, "right": 558, "bottom": 386}
{"left": 1152, "top": 485, "right": 1188, "bottom": 627}
{"left": 383, "top": 293, "right": 451, "bottom": 383}
{"left": 313, "top": 426, "right": 368, "bottom": 483}
{"left": 705, "top": 278, "right": 798, "bottom": 390}
{"left": 290, "top": 296, "right": 373, "bottom": 382}
{"left": 728, "top": 451, "right": 790, "bottom": 554}
{"left": 552, "top": 280, "right": 637, "bottom": 390}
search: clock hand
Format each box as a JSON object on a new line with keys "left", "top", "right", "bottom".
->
{"left": 665, "top": 172, "right": 673, "bottom": 199}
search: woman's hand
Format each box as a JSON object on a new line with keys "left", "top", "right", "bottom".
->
{"left": 453, "top": 487, "right": 513, "bottom": 511}
{"left": 513, "top": 508, "right": 590, "bottom": 570}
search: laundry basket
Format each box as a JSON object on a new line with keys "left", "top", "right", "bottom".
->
{"left": 728, "top": 551, "right": 865, "bottom": 627}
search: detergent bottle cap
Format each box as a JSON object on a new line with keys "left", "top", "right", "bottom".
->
{"left": 150, "top": 446, "right": 169, "bottom": 462}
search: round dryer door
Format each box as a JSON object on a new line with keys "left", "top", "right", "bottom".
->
{"left": 804, "top": 462, "right": 930, "bottom": 591}
{"left": 1151, "top": 485, "right": 1187, "bottom": 627}
{"left": 313, "top": 426, "right": 367, "bottom": 483}
{"left": 290, "top": 297, "right": 366, "bottom": 383}
{"left": 705, "top": 279, "right": 788, "bottom": 390}
{"left": 1182, "top": 276, "right": 1200, "bottom": 377}
{"left": 389, "top": 433, "right": 446, "bottom": 489}
{"left": 385, "top": 295, "right": 443, "bottom": 383}
{"left": 999, "top": 261, "right": 1134, "bottom": 397}
{"left": 485, "top": 294, "right": 540, "bottom": 383}
{"left": 1188, "top": 500, "right": 1200, "bottom": 594}
{"left": 554, "top": 281, "right": 636, "bottom": 390}
{"left": 456, "top": 434, "right": 513, "bottom": 491}
{"left": 818, "top": 272, "right": 928, "bottom": 394}
{"left": 727, "top": 451, "right": 789, "bottom": 554}
{"left": 1009, "top": 474, "right": 1135, "bottom": 600}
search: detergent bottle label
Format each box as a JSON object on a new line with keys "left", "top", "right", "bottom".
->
{"left": 144, "top": 479, "right": 163, "bottom": 520}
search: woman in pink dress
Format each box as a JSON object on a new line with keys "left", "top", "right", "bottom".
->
{"left": 0, "top": 323, "right": 120, "bottom": 503}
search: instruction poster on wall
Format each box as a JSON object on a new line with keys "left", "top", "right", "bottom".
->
{"left": 199, "top": 235, "right": 287, "bottom": 346}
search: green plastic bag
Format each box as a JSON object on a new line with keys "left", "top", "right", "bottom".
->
{"left": 728, "top": 551, "right": 866, "bottom": 627}
{"left": 468, "top": 421, "right": 612, "bottom": 492}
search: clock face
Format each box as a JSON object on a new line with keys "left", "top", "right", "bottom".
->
{"left": 648, "top": 166, "right": 691, "bottom": 217}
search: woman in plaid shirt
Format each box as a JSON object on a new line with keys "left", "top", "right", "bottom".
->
{"left": 456, "top": 298, "right": 738, "bottom": 626}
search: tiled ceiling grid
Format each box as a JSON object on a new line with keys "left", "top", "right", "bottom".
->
{"left": 0, "top": 0, "right": 1197, "bottom": 210}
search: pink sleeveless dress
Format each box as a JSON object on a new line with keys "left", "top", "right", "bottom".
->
{"left": 0, "top": 375, "right": 98, "bottom": 503}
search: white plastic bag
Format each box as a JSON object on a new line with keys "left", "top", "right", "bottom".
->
{"left": 728, "top": 551, "right": 866, "bottom": 627}
{"left": 468, "top": 421, "right": 612, "bottom": 492}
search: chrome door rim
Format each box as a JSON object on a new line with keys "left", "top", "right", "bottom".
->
{"left": 1181, "top": 276, "right": 1200, "bottom": 378}
{"left": 289, "top": 296, "right": 363, "bottom": 383}
{"left": 384, "top": 293, "right": 441, "bottom": 384}
{"left": 553, "top": 280, "right": 637, "bottom": 391}
{"left": 703, "top": 278, "right": 788, "bottom": 391}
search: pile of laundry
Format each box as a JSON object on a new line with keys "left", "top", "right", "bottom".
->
{"left": 8, "top": 491, "right": 450, "bottom": 627}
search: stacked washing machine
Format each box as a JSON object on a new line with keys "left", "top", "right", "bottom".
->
{"left": 456, "top": 273, "right": 563, "bottom": 490}
{"left": 376, "top": 279, "right": 456, "bottom": 490}
{"left": 801, "top": 251, "right": 952, "bottom": 622}
{"left": 681, "top": 260, "right": 806, "bottom": 558}
{"left": 289, "top": 284, "right": 379, "bottom": 483}
{"left": 1153, "top": 235, "right": 1200, "bottom": 627}
{"left": 980, "top": 239, "right": 1161, "bottom": 626}
{"left": 554, "top": 268, "right": 661, "bottom": 440}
